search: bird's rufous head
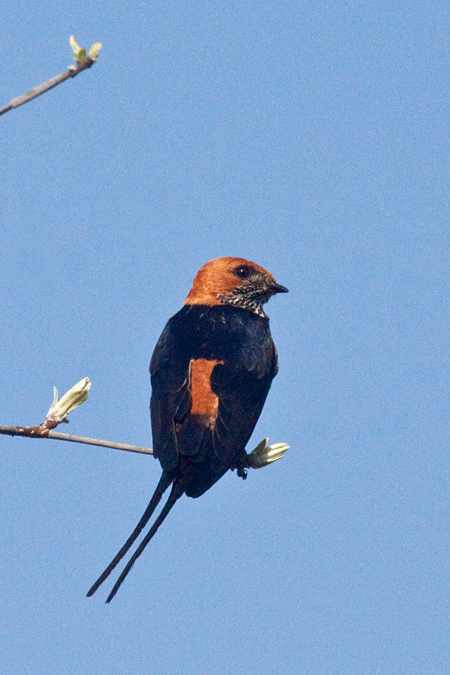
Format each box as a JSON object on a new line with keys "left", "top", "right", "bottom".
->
{"left": 184, "top": 257, "right": 288, "bottom": 318}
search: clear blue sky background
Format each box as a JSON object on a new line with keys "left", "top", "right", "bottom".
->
{"left": 1, "top": 1, "right": 449, "bottom": 673}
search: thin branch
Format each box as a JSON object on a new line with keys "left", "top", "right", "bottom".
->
{"left": 0, "top": 378, "right": 153, "bottom": 456}
{"left": 0, "top": 424, "right": 290, "bottom": 469}
{"left": 0, "top": 425, "right": 153, "bottom": 456}
{"left": 0, "top": 37, "right": 101, "bottom": 116}
{"left": 0, "top": 377, "right": 289, "bottom": 468}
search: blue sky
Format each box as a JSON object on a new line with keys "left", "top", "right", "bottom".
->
{"left": 1, "top": 1, "right": 449, "bottom": 673}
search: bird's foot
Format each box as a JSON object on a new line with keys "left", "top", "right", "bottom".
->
{"left": 237, "top": 466, "right": 248, "bottom": 480}
{"left": 231, "top": 450, "right": 249, "bottom": 480}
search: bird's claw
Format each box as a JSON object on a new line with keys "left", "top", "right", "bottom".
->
{"left": 236, "top": 466, "right": 248, "bottom": 480}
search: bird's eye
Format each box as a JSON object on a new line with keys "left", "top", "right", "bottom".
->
{"left": 233, "top": 265, "right": 252, "bottom": 279}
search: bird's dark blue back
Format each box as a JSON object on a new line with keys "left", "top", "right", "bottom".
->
{"left": 150, "top": 304, "right": 278, "bottom": 496}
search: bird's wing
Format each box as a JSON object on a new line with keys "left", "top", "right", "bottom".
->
{"left": 183, "top": 350, "right": 277, "bottom": 498}
{"left": 212, "top": 349, "right": 277, "bottom": 463}
{"left": 178, "top": 341, "right": 277, "bottom": 497}
{"left": 150, "top": 319, "right": 191, "bottom": 472}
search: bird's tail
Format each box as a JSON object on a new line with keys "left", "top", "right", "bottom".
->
{"left": 105, "top": 479, "right": 185, "bottom": 603}
{"left": 86, "top": 471, "right": 178, "bottom": 600}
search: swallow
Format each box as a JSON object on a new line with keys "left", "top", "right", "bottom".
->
{"left": 87, "top": 257, "right": 288, "bottom": 602}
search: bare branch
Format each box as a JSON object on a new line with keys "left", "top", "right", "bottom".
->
{"left": 0, "top": 377, "right": 289, "bottom": 467}
{"left": 0, "top": 36, "right": 101, "bottom": 116}
{"left": 0, "top": 425, "right": 153, "bottom": 456}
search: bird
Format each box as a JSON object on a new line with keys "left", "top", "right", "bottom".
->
{"left": 87, "top": 256, "right": 288, "bottom": 602}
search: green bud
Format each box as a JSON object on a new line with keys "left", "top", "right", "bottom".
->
{"left": 247, "top": 438, "right": 290, "bottom": 469}
{"left": 46, "top": 377, "right": 92, "bottom": 424}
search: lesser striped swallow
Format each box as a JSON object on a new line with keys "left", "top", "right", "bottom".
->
{"left": 87, "top": 257, "right": 288, "bottom": 602}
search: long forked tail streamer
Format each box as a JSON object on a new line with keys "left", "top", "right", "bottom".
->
{"left": 86, "top": 472, "right": 174, "bottom": 598}
{"left": 105, "top": 481, "right": 185, "bottom": 603}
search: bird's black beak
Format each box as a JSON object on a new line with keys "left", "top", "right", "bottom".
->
{"left": 270, "top": 282, "right": 289, "bottom": 294}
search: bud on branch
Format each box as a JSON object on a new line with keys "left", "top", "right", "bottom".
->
{"left": 0, "top": 379, "right": 290, "bottom": 471}
{"left": 46, "top": 377, "right": 92, "bottom": 424}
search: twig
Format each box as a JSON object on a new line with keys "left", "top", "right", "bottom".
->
{"left": 0, "top": 378, "right": 153, "bottom": 456}
{"left": 0, "top": 36, "right": 101, "bottom": 116}
{"left": 0, "top": 423, "right": 290, "bottom": 469}
{"left": 0, "top": 425, "right": 153, "bottom": 456}
{"left": 0, "top": 59, "right": 94, "bottom": 116}
{"left": 0, "top": 377, "right": 289, "bottom": 468}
